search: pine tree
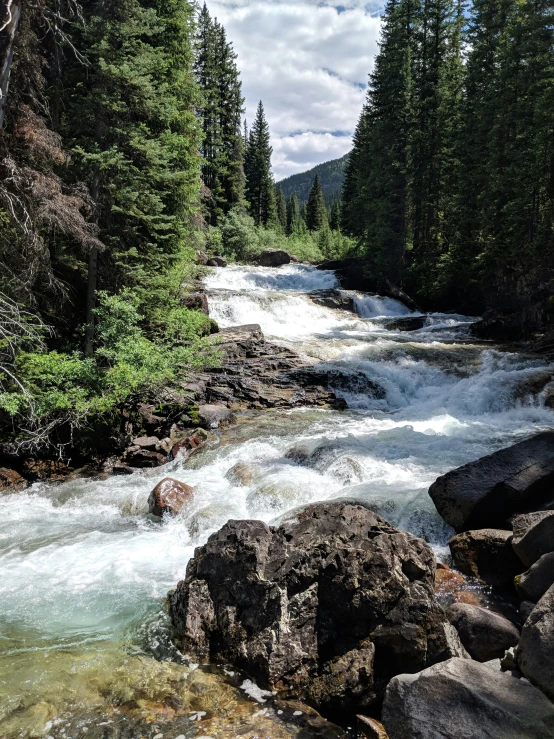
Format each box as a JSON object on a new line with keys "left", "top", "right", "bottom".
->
{"left": 194, "top": 4, "right": 245, "bottom": 225}
{"left": 244, "top": 101, "right": 276, "bottom": 227}
{"left": 329, "top": 200, "right": 342, "bottom": 231}
{"left": 286, "top": 192, "right": 301, "bottom": 235}
{"left": 306, "top": 173, "right": 327, "bottom": 231}
{"left": 65, "top": 0, "right": 202, "bottom": 348}
{"left": 276, "top": 187, "right": 287, "bottom": 232}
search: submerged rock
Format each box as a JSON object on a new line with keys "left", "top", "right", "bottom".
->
{"left": 308, "top": 289, "right": 355, "bottom": 312}
{"left": 381, "top": 658, "right": 554, "bottom": 739}
{"left": 225, "top": 461, "right": 259, "bottom": 486}
{"left": 148, "top": 478, "right": 194, "bottom": 517}
{"left": 512, "top": 510, "right": 554, "bottom": 567}
{"left": 448, "top": 528, "right": 524, "bottom": 590}
{"left": 446, "top": 603, "right": 519, "bottom": 662}
{"left": 518, "top": 584, "right": 554, "bottom": 699}
{"left": 383, "top": 316, "right": 426, "bottom": 332}
{"left": 258, "top": 249, "right": 291, "bottom": 267}
{"left": 429, "top": 431, "right": 554, "bottom": 531}
{"left": 169, "top": 501, "right": 466, "bottom": 713}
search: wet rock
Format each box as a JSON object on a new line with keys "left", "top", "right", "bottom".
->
{"left": 290, "top": 254, "right": 299, "bottom": 263}
{"left": 21, "top": 458, "right": 74, "bottom": 481}
{"left": 518, "top": 584, "right": 554, "bottom": 699}
{"left": 383, "top": 316, "right": 426, "bottom": 332}
{"left": 274, "top": 700, "right": 346, "bottom": 739}
{"left": 446, "top": 603, "right": 520, "bottom": 662}
{"left": 258, "top": 249, "right": 291, "bottom": 267}
{"left": 357, "top": 715, "right": 389, "bottom": 739}
{"left": 515, "top": 552, "right": 554, "bottom": 602}
{"left": 308, "top": 289, "right": 355, "bottom": 313}
{"left": 112, "top": 462, "right": 135, "bottom": 475}
{"left": 148, "top": 478, "right": 194, "bottom": 517}
{"left": 198, "top": 404, "right": 233, "bottom": 429}
{"left": 225, "top": 461, "right": 259, "bottom": 486}
{"left": 290, "top": 367, "right": 386, "bottom": 398}
{"left": 196, "top": 249, "right": 209, "bottom": 265}
{"left": 512, "top": 510, "right": 554, "bottom": 567}
{"left": 207, "top": 255, "right": 227, "bottom": 267}
{"left": 0, "top": 701, "right": 57, "bottom": 739}
{"left": 180, "top": 292, "right": 209, "bottom": 315}
{"left": 124, "top": 448, "right": 166, "bottom": 468}
{"left": 169, "top": 501, "right": 466, "bottom": 712}
{"left": 382, "top": 658, "right": 554, "bottom": 739}
{"left": 328, "top": 456, "right": 364, "bottom": 485}
{"left": 0, "top": 467, "right": 29, "bottom": 493}
{"left": 449, "top": 529, "right": 524, "bottom": 590}
{"left": 170, "top": 433, "right": 204, "bottom": 460}
{"left": 429, "top": 431, "right": 554, "bottom": 532}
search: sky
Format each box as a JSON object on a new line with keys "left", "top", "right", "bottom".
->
{"left": 204, "top": 1, "right": 384, "bottom": 180}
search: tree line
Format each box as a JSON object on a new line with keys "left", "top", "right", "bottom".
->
{"left": 342, "top": 0, "right": 554, "bottom": 315}
{"left": 0, "top": 0, "right": 351, "bottom": 453}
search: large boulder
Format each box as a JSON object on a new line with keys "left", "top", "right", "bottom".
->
{"left": 207, "top": 256, "right": 227, "bottom": 267}
{"left": 148, "top": 478, "right": 194, "bottom": 517}
{"left": 429, "top": 432, "right": 554, "bottom": 531}
{"left": 446, "top": 603, "right": 519, "bottom": 662}
{"left": 448, "top": 529, "right": 524, "bottom": 590}
{"left": 518, "top": 584, "right": 554, "bottom": 699}
{"left": 512, "top": 510, "right": 554, "bottom": 567}
{"left": 168, "top": 502, "right": 466, "bottom": 713}
{"left": 515, "top": 552, "right": 554, "bottom": 603}
{"left": 382, "top": 658, "right": 554, "bottom": 739}
{"left": 258, "top": 249, "right": 291, "bottom": 267}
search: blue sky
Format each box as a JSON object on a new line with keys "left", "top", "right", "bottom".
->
{"left": 204, "top": 1, "right": 384, "bottom": 179}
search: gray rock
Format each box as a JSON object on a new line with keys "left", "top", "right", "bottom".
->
{"left": 206, "top": 256, "right": 227, "bottom": 267}
{"left": 308, "top": 289, "right": 356, "bottom": 313}
{"left": 197, "top": 404, "right": 232, "bottom": 429}
{"left": 446, "top": 603, "right": 520, "bottom": 662}
{"left": 515, "top": 551, "right": 554, "bottom": 602}
{"left": 520, "top": 600, "right": 536, "bottom": 622}
{"left": 518, "top": 584, "right": 554, "bottom": 699}
{"left": 382, "top": 658, "right": 554, "bottom": 739}
{"left": 168, "top": 502, "right": 465, "bottom": 712}
{"left": 449, "top": 528, "right": 524, "bottom": 590}
{"left": 429, "top": 432, "right": 554, "bottom": 531}
{"left": 258, "top": 249, "right": 291, "bottom": 267}
{"left": 512, "top": 510, "right": 554, "bottom": 567}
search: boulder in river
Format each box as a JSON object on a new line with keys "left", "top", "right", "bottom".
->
{"left": 168, "top": 501, "right": 466, "bottom": 712}
{"left": 206, "top": 256, "right": 227, "bottom": 267}
{"left": 515, "top": 552, "right": 554, "bottom": 603}
{"left": 0, "top": 467, "right": 29, "bottom": 493}
{"left": 308, "top": 289, "right": 356, "bottom": 312}
{"left": 381, "top": 657, "right": 554, "bottom": 739}
{"left": 382, "top": 316, "right": 426, "bottom": 332}
{"left": 258, "top": 249, "right": 291, "bottom": 267}
{"left": 446, "top": 603, "right": 519, "bottom": 662}
{"left": 518, "top": 583, "right": 554, "bottom": 700}
{"left": 429, "top": 431, "right": 554, "bottom": 531}
{"left": 448, "top": 528, "right": 524, "bottom": 590}
{"left": 148, "top": 478, "right": 194, "bottom": 517}
{"left": 197, "top": 404, "right": 233, "bottom": 429}
{"left": 512, "top": 510, "right": 554, "bottom": 567}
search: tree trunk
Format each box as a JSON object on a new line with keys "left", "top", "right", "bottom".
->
{"left": 0, "top": 0, "right": 22, "bottom": 128}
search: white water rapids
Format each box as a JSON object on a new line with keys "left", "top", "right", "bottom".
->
{"left": 1, "top": 263, "right": 554, "bottom": 734}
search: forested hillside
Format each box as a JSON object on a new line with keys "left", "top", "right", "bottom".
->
{"left": 0, "top": 0, "right": 353, "bottom": 459}
{"left": 343, "top": 0, "right": 554, "bottom": 332}
{"left": 279, "top": 154, "right": 349, "bottom": 207}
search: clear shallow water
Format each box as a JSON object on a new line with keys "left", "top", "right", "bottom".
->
{"left": 2, "top": 263, "right": 554, "bottom": 736}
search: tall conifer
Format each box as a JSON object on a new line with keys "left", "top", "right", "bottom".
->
{"left": 306, "top": 174, "right": 327, "bottom": 231}
{"left": 244, "top": 101, "right": 276, "bottom": 227}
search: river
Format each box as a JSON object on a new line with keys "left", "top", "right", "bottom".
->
{"left": 1, "top": 264, "right": 553, "bottom": 738}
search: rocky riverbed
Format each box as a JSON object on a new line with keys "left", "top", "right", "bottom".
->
{"left": 2, "top": 262, "right": 554, "bottom": 738}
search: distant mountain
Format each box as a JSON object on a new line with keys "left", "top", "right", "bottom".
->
{"left": 278, "top": 153, "right": 350, "bottom": 207}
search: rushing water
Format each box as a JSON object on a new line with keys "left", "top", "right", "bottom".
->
{"left": 2, "top": 263, "right": 554, "bottom": 737}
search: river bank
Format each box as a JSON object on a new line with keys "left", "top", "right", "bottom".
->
{"left": 1, "top": 262, "right": 554, "bottom": 738}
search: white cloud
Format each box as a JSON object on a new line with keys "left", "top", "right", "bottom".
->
{"left": 204, "top": 1, "right": 383, "bottom": 179}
